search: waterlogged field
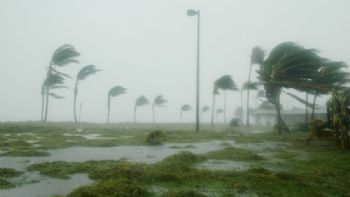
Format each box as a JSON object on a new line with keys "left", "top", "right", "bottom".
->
{"left": 0, "top": 122, "right": 349, "bottom": 196}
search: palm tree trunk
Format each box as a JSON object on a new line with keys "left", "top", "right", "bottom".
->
{"left": 246, "top": 89, "right": 250, "bottom": 127}
{"left": 224, "top": 90, "right": 227, "bottom": 124}
{"left": 78, "top": 103, "right": 83, "bottom": 122}
{"left": 134, "top": 106, "right": 137, "bottom": 123}
{"left": 43, "top": 62, "right": 53, "bottom": 122}
{"left": 41, "top": 92, "right": 45, "bottom": 121}
{"left": 211, "top": 94, "right": 216, "bottom": 127}
{"left": 311, "top": 94, "right": 317, "bottom": 120}
{"left": 73, "top": 80, "right": 78, "bottom": 123}
{"left": 305, "top": 93, "right": 309, "bottom": 124}
{"left": 180, "top": 110, "right": 183, "bottom": 122}
{"left": 274, "top": 93, "right": 289, "bottom": 133}
{"left": 152, "top": 104, "right": 155, "bottom": 124}
{"left": 107, "top": 96, "right": 111, "bottom": 123}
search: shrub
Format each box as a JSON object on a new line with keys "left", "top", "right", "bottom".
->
{"left": 147, "top": 130, "right": 165, "bottom": 145}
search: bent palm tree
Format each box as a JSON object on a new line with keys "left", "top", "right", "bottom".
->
{"left": 73, "top": 65, "right": 101, "bottom": 123}
{"left": 180, "top": 104, "right": 192, "bottom": 122}
{"left": 152, "top": 95, "right": 167, "bottom": 123}
{"left": 245, "top": 47, "right": 264, "bottom": 126}
{"left": 134, "top": 96, "right": 150, "bottom": 123}
{"left": 242, "top": 81, "right": 259, "bottom": 127}
{"left": 211, "top": 75, "right": 238, "bottom": 126}
{"left": 257, "top": 42, "right": 333, "bottom": 133}
{"left": 201, "top": 106, "right": 210, "bottom": 121}
{"left": 107, "top": 86, "right": 127, "bottom": 123}
{"left": 43, "top": 44, "right": 80, "bottom": 121}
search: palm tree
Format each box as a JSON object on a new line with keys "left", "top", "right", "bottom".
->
{"left": 107, "top": 86, "right": 127, "bottom": 123}
{"left": 180, "top": 104, "right": 192, "bottom": 122}
{"left": 42, "top": 44, "right": 80, "bottom": 122}
{"left": 242, "top": 81, "right": 259, "bottom": 127}
{"left": 216, "top": 108, "right": 224, "bottom": 123}
{"left": 257, "top": 42, "right": 330, "bottom": 133}
{"left": 201, "top": 106, "right": 210, "bottom": 121}
{"left": 245, "top": 47, "right": 264, "bottom": 126}
{"left": 73, "top": 65, "right": 101, "bottom": 123}
{"left": 152, "top": 95, "right": 167, "bottom": 123}
{"left": 211, "top": 75, "right": 239, "bottom": 126}
{"left": 41, "top": 73, "right": 67, "bottom": 120}
{"left": 134, "top": 96, "right": 150, "bottom": 123}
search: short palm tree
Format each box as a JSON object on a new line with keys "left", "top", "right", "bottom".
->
{"left": 152, "top": 95, "right": 167, "bottom": 123}
{"left": 73, "top": 65, "right": 101, "bottom": 123}
{"left": 201, "top": 106, "right": 210, "bottom": 121}
{"left": 216, "top": 108, "right": 224, "bottom": 123}
{"left": 107, "top": 86, "right": 127, "bottom": 123}
{"left": 180, "top": 104, "right": 192, "bottom": 122}
{"left": 211, "top": 75, "right": 238, "bottom": 126}
{"left": 42, "top": 44, "right": 79, "bottom": 121}
{"left": 241, "top": 81, "right": 259, "bottom": 127}
{"left": 134, "top": 96, "right": 150, "bottom": 123}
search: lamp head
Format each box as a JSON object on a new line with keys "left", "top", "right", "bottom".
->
{"left": 187, "top": 9, "right": 198, "bottom": 16}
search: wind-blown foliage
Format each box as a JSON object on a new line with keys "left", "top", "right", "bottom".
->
{"left": 180, "top": 104, "right": 192, "bottom": 122}
{"left": 201, "top": 106, "right": 210, "bottom": 121}
{"left": 73, "top": 65, "right": 101, "bottom": 123}
{"left": 216, "top": 108, "right": 224, "bottom": 123}
{"left": 211, "top": 75, "right": 239, "bottom": 126}
{"left": 152, "top": 95, "right": 167, "bottom": 123}
{"left": 257, "top": 42, "right": 349, "bottom": 133}
{"left": 134, "top": 96, "right": 150, "bottom": 123}
{"left": 107, "top": 86, "right": 127, "bottom": 123}
{"left": 42, "top": 44, "right": 80, "bottom": 121}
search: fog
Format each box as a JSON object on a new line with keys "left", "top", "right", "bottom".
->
{"left": 0, "top": 0, "right": 349, "bottom": 123}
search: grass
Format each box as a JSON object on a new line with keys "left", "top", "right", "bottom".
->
{"left": 0, "top": 168, "right": 23, "bottom": 189}
{"left": 1, "top": 122, "right": 350, "bottom": 196}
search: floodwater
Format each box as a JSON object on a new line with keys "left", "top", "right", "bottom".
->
{"left": 0, "top": 140, "right": 235, "bottom": 197}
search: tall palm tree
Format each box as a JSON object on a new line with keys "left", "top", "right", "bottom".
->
{"left": 134, "top": 96, "right": 150, "bottom": 123}
{"left": 180, "top": 104, "right": 192, "bottom": 122}
{"left": 257, "top": 42, "right": 331, "bottom": 133}
{"left": 211, "top": 75, "right": 238, "bottom": 126}
{"left": 245, "top": 47, "right": 264, "bottom": 126}
{"left": 43, "top": 44, "right": 80, "bottom": 122}
{"left": 201, "top": 106, "right": 210, "bottom": 121}
{"left": 242, "top": 81, "right": 259, "bottom": 127}
{"left": 107, "top": 86, "right": 127, "bottom": 123}
{"left": 73, "top": 65, "right": 101, "bottom": 123}
{"left": 152, "top": 95, "right": 167, "bottom": 123}
{"left": 216, "top": 108, "right": 224, "bottom": 123}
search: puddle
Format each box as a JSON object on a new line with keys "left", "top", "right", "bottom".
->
{"left": 63, "top": 133, "right": 114, "bottom": 140}
{"left": 197, "top": 160, "right": 253, "bottom": 171}
{"left": 0, "top": 173, "right": 93, "bottom": 197}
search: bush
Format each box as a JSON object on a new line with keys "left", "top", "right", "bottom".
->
{"left": 229, "top": 118, "right": 241, "bottom": 127}
{"left": 147, "top": 130, "right": 165, "bottom": 145}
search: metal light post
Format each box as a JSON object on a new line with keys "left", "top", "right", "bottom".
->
{"left": 187, "top": 9, "right": 200, "bottom": 132}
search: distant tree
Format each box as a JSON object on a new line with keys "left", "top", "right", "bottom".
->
{"left": 201, "top": 106, "right": 210, "bottom": 121}
{"left": 107, "top": 86, "right": 127, "bottom": 123}
{"left": 234, "top": 106, "right": 243, "bottom": 119}
{"left": 134, "top": 96, "right": 150, "bottom": 123}
{"left": 216, "top": 108, "right": 224, "bottom": 123}
{"left": 211, "top": 75, "right": 239, "bottom": 126}
{"left": 73, "top": 65, "right": 101, "bottom": 123}
{"left": 180, "top": 104, "right": 192, "bottom": 122}
{"left": 241, "top": 81, "right": 259, "bottom": 127}
{"left": 42, "top": 44, "right": 80, "bottom": 121}
{"left": 152, "top": 95, "right": 167, "bottom": 123}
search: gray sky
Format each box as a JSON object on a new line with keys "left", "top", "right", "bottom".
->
{"left": 0, "top": 0, "right": 349, "bottom": 123}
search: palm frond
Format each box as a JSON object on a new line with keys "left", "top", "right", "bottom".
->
{"left": 77, "top": 65, "right": 101, "bottom": 80}
{"left": 153, "top": 95, "right": 167, "bottom": 106}
{"left": 242, "top": 81, "right": 259, "bottom": 90}
{"left": 52, "top": 68, "right": 72, "bottom": 79}
{"left": 49, "top": 93, "right": 65, "bottom": 99}
{"left": 202, "top": 106, "right": 210, "bottom": 112}
{"left": 108, "top": 86, "right": 127, "bottom": 97}
{"left": 282, "top": 91, "right": 316, "bottom": 108}
{"left": 251, "top": 46, "right": 265, "bottom": 65}
{"left": 135, "top": 96, "right": 149, "bottom": 107}
{"left": 51, "top": 44, "right": 80, "bottom": 66}
{"left": 216, "top": 108, "right": 224, "bottom": 114}
{"left": 214, "top": 75, "right": 239, "bottom": 92}
{"left": 181, "top": 104, "right": 192, "bottom": 111}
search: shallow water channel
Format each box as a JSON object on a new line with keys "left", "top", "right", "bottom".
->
{"left": 0, "top": 140, "right": 236, "bottom": 197}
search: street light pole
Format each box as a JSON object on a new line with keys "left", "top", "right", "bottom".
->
{"left": 187, "top": 9, "right": 200, "bottom": 132}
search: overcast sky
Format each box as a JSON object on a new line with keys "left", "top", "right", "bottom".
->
{"left": 0, "top": 0, "right": 349, "bottom": 123}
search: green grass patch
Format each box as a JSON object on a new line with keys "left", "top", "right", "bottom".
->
{"left": 204, "top": 147, "right": 263, "bottom": 161}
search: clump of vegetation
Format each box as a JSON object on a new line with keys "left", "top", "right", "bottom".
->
{"left": 162, "top": 188, "right": 207, "bottom": 197}
{"left": 147, "top": 130, "right": 165, "bottom": 145}
{"left": 67, "top": 179, "right": 150, "bottom": 197}
{"left": 229, "top": 118, "right": 241, "bottom": 127}
{"left": 0, "top": 168, "right": 23, "bottom": 178}
{"left": 1, "top": 149, "right": 50, "bottom": 157}
{"left": 205, "top": 147, "right": 263, "bottom": 161}
{"left": 0, "top": 178, "right": 14, "bottom": 189}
